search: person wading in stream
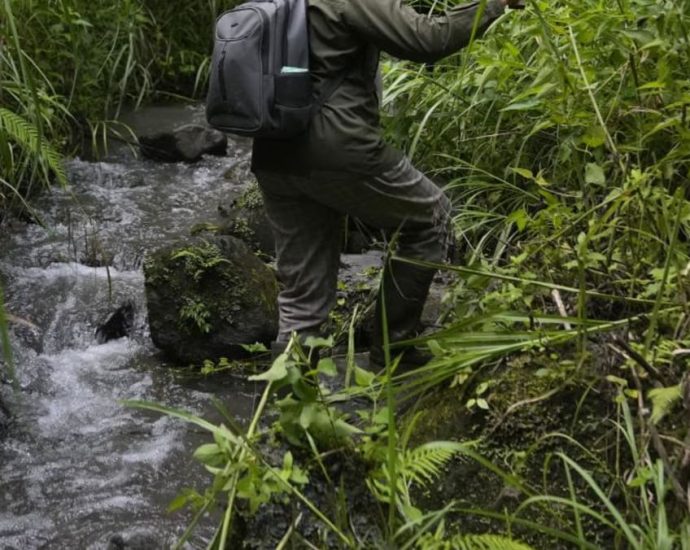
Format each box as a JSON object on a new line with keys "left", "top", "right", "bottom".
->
{"left": 252, "top": 0, "right": 523, "bottom": 367}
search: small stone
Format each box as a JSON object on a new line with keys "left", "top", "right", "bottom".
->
{"left": 96, "top": 302, "right": 135, "bottom": 343}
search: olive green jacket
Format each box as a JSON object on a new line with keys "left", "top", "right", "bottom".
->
{"left": 252, "top": 0, "right": 506, "bottom": 176}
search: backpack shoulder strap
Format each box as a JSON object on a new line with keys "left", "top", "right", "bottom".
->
{"left": 286, "top": 0, "right": 309, "bottom": 69}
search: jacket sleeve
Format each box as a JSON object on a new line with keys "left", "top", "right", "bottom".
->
{"left": 342, "top": 0, "right": 505, "bottom": 63}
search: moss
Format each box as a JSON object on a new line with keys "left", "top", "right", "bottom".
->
{"left": 408, "top": 350, "right": 620, "bottom": 548}
{"left": 233, "top": 182, "right": 264, "bottom": 211}
{"left": 144, "top": 236, "right": 279, "bottom": 363}
{"left": 224, "top": 217, "right": 258, "bottom": 250}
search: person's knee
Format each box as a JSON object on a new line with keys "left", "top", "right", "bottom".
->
{"left": 434, "top": 193, "right": 453, "bottom": 258}
{"left": 398, "top": 195, "right": 453, "bottom": 263}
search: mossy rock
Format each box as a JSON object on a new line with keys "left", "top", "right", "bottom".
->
{"left": 144, "top": 236, "right": 278, "bottom": 364}
{"left": 219, "top": 183, "right": 276, "bottom": 257}
{"left": 408, "top": 352, "right": 620, "bottom": 548}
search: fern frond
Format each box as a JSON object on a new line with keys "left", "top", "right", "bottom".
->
{"left": 648, "top": 384, "right": 682, "bottom": 424}
{"left": 369, "top": 441, "right": 474, "bottom": 503}
{"left": 401, "top": 441, "right": 471, "bottom": 486}
{"left": 418, "top": 533, "right": 535, "bottom": 550}
{"left": 0, "top": 107, "right": 68, "bottom": 187}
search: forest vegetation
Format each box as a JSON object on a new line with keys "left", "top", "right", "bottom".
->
{"left": 1, "top": 0, "right": 690, "bottom": 548}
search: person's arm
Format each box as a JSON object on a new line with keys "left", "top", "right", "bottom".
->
{"left": 342, "top": 0, "right": 509, "bottom": 63}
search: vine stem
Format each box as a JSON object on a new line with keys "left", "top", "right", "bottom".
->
{"left": 217, "top": 377, "right": 274, "bottom": 548}
{"left": 643, "top": 189, "right": 684, "bottom": 362}
{"left": 567, "top": 25, "right": 625, "bottom": 174}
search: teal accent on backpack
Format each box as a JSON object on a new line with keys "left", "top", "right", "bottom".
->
{"left": 280, "top": 66, "right": 309, "bottom": 74}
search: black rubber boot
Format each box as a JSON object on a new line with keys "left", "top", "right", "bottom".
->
{"left": 369, "top": 259, "right": 435, "bottom": 371}
{"left": 270, "top": 330, "right": 322, "bottom": 367}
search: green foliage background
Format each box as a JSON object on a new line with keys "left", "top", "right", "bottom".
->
{"left": 0, "top": 0, "right": 240, "bottom": 211}
{"left": 384, "top": 0, "right": 689, "bottom": 311}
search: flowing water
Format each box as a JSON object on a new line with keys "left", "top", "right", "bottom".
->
{"left": 0, "top": 105, "right": 262, "bottom": 549}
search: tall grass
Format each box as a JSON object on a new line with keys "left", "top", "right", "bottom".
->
{"left": 374, "top": 1, "right": 690, "bottom": 544}
{"left": 383, "top": 0, "right": 690, "bottom": 304}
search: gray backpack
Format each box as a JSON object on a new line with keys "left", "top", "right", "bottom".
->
{"left": 206, "top": 0, "right": 342, "bottom": 139}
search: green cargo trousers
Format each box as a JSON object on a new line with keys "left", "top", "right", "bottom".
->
{"left": 255, "top": 157, "right": 452, "bottom": 342}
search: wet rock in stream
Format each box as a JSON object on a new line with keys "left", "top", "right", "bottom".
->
{"left": 96, "top": 302, "right": 135, "bottom": 343}
{"left": 0, "top": 397, "right": 10, "bottom": 437}
{"left": 106, "top": 530, "right": 162, "bottom": 550}
{"left": 144, "top": 235, "right": 279, "bottom": 364}
{"left": 139, "top": 123, "right": 227, "bottom": 163}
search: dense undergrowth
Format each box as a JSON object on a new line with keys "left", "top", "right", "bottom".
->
{"left": 3, "top": 0, "right": 690, "bottom": 548}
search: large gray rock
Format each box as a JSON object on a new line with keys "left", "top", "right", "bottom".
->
{"left": 139, "top": 123, "right": 227, "bottom": 163}
{"left": 144, "top": 236, "right": 279, "bottom": 364}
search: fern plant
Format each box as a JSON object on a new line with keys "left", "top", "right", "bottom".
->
{"left": 417, "top": 532, "right": 535, "bottom": 550}
{"left": 0, "top": 107, "right": 68, "bottom": 209}
{"left": 0, "top": 107, "right": 67, "bottom": 185}
{"left": 368, "top": 440, "right": 475, "bottom": 520}
{"left": 171, "top": 243, "right": 231, "bottom": 282}
{"left": 648, "top": 384, "right": 683, "bottom": 425}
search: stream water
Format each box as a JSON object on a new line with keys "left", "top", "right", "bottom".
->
{"left": 0, "top": 105, "right": 262, "bottom": 549}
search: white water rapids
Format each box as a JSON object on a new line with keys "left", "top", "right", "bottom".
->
{"left": 0, "top": 105, "right": 262, "bottom": 548}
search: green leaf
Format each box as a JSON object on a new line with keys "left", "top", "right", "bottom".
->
{"left": 401, "top": 503, "right": 423, "bottom": 522}
{"left": 510, "top": 167, "right": 534, "bottom": 179}
{"left": 507, "top": 208, "right": 530, "bottom": 231}
{"left": 420, "top": 533, "right": 536, "bottom": 550}
{"left": 0, "top": 107, "right": 68, "bottom": 187}
{"left": 299, "top": 402, "right": 319, "bottom": 429}
{"left": 167, "top": 488, "right": 203, "bottom": 513}
{"left": 355, "top": 366, "right": 375, "bottom": 386}
{"left": 240, "top": 342, "right": 268, "bottom": 354}
{"left": 249, "top": 354, "right": 288, "bottom": 382}
{"left": 501, "top": 99, "right": 541, "bottom": 112}
{"left": 282, "top": 450, "right": 294, "bottom": 471}
{"left": 317, "top": 357, "right": 337, "bottom": 377}
{"left": 648, "top": 385, "right": 682, "bottom": 424}
{"left": 303, "top": 335, "right": 334, "bottom": 348}
{"left": 123, "top": 400, "right": 227, "bottom": 437}
{"left": 638, "top": 80, "right": 666, "bottom": 90}
{"left": 581, "top": 126, "right": 607, "bottom": 148}
{"left": 585, "top": 163, "right": 606, "bottom": 186}
{"left": 373, "top": 406, "right": 390, "bottom": 425}
{"left": 193, "top": 443, "right": 223, "bottom": 465}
